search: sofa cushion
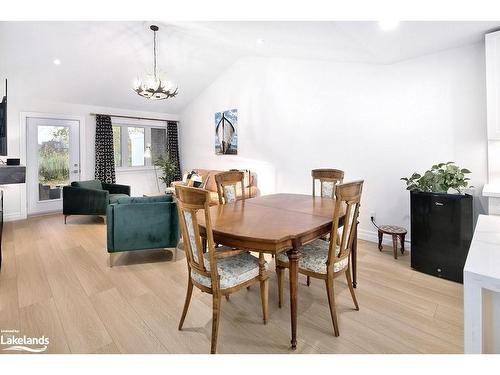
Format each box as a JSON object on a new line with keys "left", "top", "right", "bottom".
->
{"left": 72, "top": 179, "right": 103, "bottom": 190}
{"left": 115, "top": 194, "right": 173, "bottom": 204}
{"left": 109, "top": 194, "right": 129, "bottom": 204}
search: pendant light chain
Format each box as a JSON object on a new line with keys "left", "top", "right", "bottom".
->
{"left": 153, "top": 28, "right": 157, "bottom": 80}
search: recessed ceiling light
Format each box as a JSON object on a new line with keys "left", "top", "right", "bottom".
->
{"left": 378, "top": 20, "right": 400, "bottom": 31}
{"left": 53, "top": 59, "right": 61, "bottom": 65}
{"left": 256, "top": 38, "right": 265, "bottom": 45}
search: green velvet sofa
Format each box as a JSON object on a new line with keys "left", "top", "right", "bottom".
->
{"left": 62, "top": 179, "right": 131, "bottom": 223}
{"left": 106, "top": 194, "right": 180, "bottom": 267}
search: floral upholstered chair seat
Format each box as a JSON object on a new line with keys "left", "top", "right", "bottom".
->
{"left": 191, "top": 248, "right": 269, "bottom": 289}
{"left": 277, "top": 239, "right": 349, "bottom": 274}
{"left": 321, "top": 181, "right": 335, "bottom": 198}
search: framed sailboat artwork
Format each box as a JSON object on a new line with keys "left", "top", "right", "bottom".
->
{"left": 215, "top": 109, "right": 238, "bottom": 155}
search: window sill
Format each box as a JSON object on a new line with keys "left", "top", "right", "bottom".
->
{"left": 115, "top": 166, "right": 155, "bottom": 173}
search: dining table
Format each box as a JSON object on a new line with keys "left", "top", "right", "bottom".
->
{"left": 197, "top": 193, "right": 357, "bottom": 350}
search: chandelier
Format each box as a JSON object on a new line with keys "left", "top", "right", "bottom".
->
{"left": 133, "top": 25, "right": 178, "bottom": 100}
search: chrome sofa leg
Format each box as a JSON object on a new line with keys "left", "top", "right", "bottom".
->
{"left": 108, "top": 253, "right": 116, "bottom": 268}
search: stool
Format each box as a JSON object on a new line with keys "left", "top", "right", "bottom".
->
{"left": 377, "top": 225, "right": 407, "bottom": 259}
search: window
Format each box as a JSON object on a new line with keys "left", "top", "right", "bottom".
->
{"left": 112, "top": 126, "right": 121, "bottom": 167}
{"left": 151, "top": 128, "right": 167, "bottom": 161}
{"left": 127, "top": 127, "right": 145, "bottom": 167}
{"left": 111, "top": 122, "right": 167, "bottom": 169}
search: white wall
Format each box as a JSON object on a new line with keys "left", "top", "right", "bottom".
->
{"left": 180, "top": 43, "right": 488, "bottom": 241}
{"left": 1, "top": 87, "right": 178, "bottom": 221}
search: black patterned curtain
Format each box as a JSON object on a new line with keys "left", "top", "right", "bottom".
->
{"left": 94, "top": 115, "right": 116, "bottom": 183}
{"left": 166, "top": 121, "right": 182, "bottom": 181}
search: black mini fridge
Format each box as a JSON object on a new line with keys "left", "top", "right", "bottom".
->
{"left": 410, "top": 191, "right": 473, "bottom": 283}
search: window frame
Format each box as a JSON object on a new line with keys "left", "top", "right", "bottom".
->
{"left": 111, "top": 118, "right": 168, "bottom": 172}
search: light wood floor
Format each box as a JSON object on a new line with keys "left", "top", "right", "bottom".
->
{"left": 0, "top": 214, "right": 464, "bottom": 354}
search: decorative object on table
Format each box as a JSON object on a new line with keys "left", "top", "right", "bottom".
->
{"left": 106, "top": 194, "right": 180, "bottom": 267}
{"left": 132, "top": 25, "right": 178, "bottom": 100}
{"left": 62, "top": 179, "right": 130, "bottom": 223}
{"left": 175, "top": 185, "right": 268, "bottom": 354}
{"left": 401, "top": 162, "right": 473, "bottom": 283}
{"left": 311, "top": 168, "right": 344, "bottom": 198}
{"left": 215, "top": 109, "right": 237, "bottom": 155}
{"left": 371, "top": 218, "right": 407, "bottom": 259}
{"left": 276, "top": 181, "right": 363, "bottom": 337}
{"left": 94, "top": 114, "right": 116, "bottom": 184}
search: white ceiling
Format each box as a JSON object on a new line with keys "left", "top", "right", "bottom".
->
{"left": 1, "top": 21, "right": 499, "bottom": 113}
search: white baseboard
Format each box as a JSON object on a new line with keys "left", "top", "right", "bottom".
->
{"left": 3, "top": 212, "right": 26, "bottom": 222}
{"left": 357, "top": 228, "right": 411, "bottom": 251}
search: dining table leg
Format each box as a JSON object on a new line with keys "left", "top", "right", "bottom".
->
{"left": 287, "top": 238, "right": 301, "bottom": 350}
{"left": 351, "top": 221, "right": 358, "bottom": 288}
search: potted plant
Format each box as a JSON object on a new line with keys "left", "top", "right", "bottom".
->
{"left": 401, "top": 162, "right": 473, "bottom": 283}
{"left": 401, "top": 162, "right": 472, "bottom": 194}
{"left": 154, "top": 152, "right": 178, "bottom": 191}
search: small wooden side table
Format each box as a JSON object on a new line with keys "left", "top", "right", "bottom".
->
{"left": 377, "top": 225, "right": 407, "bottom": 259}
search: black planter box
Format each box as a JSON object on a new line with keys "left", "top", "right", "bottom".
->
{"left": 410, "top": 191, "right": 473, "bottom": 283}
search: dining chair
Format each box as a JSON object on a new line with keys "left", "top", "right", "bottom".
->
{"left": 311, "top": 168, "right": 344, "bottom": 198}
{"left": 275, "top": 180, "right": 363, "bottom": 336}
{"left": 175, "top": 185, "right": 269, "bottom": 354}
{"left": 309, "top": 168, "right": 345, "bottom": 285}
{"left": 215, "top": 170, "right": 245, "bottom": 204}
{"left": 215, "top": 170, "right": 252, "bottom": 296}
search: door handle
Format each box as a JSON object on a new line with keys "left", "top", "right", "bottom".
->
{"left": 435, "top": 202, "right": 444, "bottom": 206}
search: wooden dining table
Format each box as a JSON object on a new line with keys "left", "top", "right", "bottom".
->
{"left": 197, "top": 193, "right": 357, "bottom": 350}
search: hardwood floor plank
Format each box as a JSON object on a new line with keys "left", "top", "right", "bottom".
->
{"left": 129, "top": 292, "right": 211, "bottom": 353}
{"left": 19, "top": 298, "right": 71, "bottom": 353}
{"left": 15, "top": 249, "right": 52, "bottom": 309}
{"left": 90, "top": 288, "right": 166, "bottom": 354}
{"left": 0, "top": 241, "right": 17, "bottom": 280}
{"left": 0, "top": 277, "right": 20, "bottom": 331}
{"left": 35, "top": 236, "right": 113, "bottom": 353}
{"left": 62, "top": 245, "right": 112, "bottom": 296}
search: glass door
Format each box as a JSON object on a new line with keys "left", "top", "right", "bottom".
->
{"left": 27, "top": 117, "right": 80, "bottom": 215}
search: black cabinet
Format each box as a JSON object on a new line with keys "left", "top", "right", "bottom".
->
{"left": 410, "top": 191, "right": 473, "bottom": 283}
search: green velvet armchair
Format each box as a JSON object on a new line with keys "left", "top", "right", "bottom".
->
{"left": 62, "top": 179, "right": 130, "bottom": 223}
{"left": 106, "top": 194, "right": 180, "bottom": 267}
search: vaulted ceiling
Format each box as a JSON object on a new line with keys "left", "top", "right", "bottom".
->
{"left": 1, "top": 21, "right": 499, "bottom": 113}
